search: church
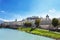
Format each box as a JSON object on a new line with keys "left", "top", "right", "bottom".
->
{"left": 21, "top": 15, "right": 52, "bottom": 29}
{"left": 40, "top": 15, "right": 51, "bottom": 25}
{"left": 39, "top": 15, "right": 52, "bottom": 29}
{"left": 1, "top": 15, "right": 52, "bottom": 29}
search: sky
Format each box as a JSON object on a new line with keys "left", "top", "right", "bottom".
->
{"left": 0, "top": 0, "right": 60, "bottom": 21}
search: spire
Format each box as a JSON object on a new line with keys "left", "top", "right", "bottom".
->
{"left": 46, "top": 15, "right": 49, "bottom": 20}
{"left": 46, "top": 14, "right": 49, "bottom": 17}
{"left": 15, "top": 19, "right": 17, "bottom": 22}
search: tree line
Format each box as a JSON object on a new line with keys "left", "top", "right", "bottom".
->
{"left": 24, "top": 18, "right": 60, "bottom": 31}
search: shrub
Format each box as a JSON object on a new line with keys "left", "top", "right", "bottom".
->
{"left": 35, "top": 19, "right": 40, "bottom": 27}
{"left": 24, "top": 22, "right": 32, "bottom": 27}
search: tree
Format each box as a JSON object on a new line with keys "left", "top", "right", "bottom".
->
{"left": 24, "top": 22, "right": 32, "bottom": 27}
{"left": 52, "top": 18, "right": 59, "bottom": 31}
{"left": 35, "top": 19, "right": 40, "bottom": 27}
{"left": 52, "top": 18, "right": 59, "bottom": 27}
{"left": 58, "top": 20, "right": 60, "bottom": 25}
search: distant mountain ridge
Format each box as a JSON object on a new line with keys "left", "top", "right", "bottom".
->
{"left": 0, "top": 20, "right": 4, "bottom": 24}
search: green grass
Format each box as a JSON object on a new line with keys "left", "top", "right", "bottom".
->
{"left": 18, "top": 27, "right": 31, "bottom": 32}
{"left": 31, "top": 28, "right": 60, "bottom": 39}
{"left": 17, "top": 27, "right": 60, "bottom": 39}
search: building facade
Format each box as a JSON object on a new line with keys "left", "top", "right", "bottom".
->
{"left": 1, "top": 15, "right": 52, "bottom": 29}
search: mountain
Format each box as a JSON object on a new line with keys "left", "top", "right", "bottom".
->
{"left": 0, "top": 20, "right": 4, "bottom": 24}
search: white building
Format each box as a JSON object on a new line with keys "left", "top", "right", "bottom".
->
{"left": 40, "top": 15, "right": 52, "bottom": 29}
{"left": 2, "top": 15, "right": 52, "bottom": 29}
{"left": 40, "top": 15, "right": 51, "bottom": 25}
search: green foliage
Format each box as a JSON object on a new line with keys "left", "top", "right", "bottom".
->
{"left": 31, "top": 28, "right": 60, "bottom": 39}
{"left": 52, "top": 18, "right": 59, "bottom": 27}
{"left": 58, "top": 20, "right": 60, "bottom": 25}
{"left": 18, "top": 27, "right": 31, "bottom": 32}
{"left": 30, "top": 28, "right": 35, "bottom": 32}
{"left": 24, "top": 22, "right": 32, "bottom": 27}
{"left": 18, "top": 27, "right": 60, "bottom": 39}
{"left": 35, "top": 19, "right": 40, "bottom": 27}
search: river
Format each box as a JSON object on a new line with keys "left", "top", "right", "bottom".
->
{"left": 0, "top": 28, "right": 55, "bottom": 40}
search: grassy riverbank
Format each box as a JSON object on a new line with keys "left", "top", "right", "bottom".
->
{"left": 18, "top": 27, "right": 60, "bottom": 39}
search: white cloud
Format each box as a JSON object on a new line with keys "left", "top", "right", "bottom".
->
{"left": 32, "top": 8, "right": 60, "bottom": 19}
{"left": 11, "top": 14, "right": 23, "bottom": 21}
{"left": 46, "top": 9, "right": 60, "bottom": 18}
{"left": 48, "top": 9, "right": 56, "bottom": 14}
{"left": 0, "top": 8, "right": 60, "bottom": 22}
{"left": 0, "top": 14, "right": 23, "bottom": 22}
{"left": 0, "top": 18, "right": 14, "bottom": 22}
{"left": 0, "top": 11, "right": 5, "bottom": 13}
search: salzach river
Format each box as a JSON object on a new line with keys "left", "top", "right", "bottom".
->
{"left": 0, "top": 28, "right": 55, "bottom": 40}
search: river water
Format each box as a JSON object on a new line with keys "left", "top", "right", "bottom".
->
{"left": 0, "top": 28, "right": 55, "bottom": 40}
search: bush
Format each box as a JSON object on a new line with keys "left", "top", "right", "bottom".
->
{"left": 18, "top": 27, "right": 31, "bottom": 32}
{"left": 24, "top": 22, "right": 32, "bottom": 27}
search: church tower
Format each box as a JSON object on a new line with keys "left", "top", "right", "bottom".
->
{"left": 46, "top": 15, "right": 49, "bottom": 20}
{"left": 15, "top": 19, "right": 17, "bottom": 22}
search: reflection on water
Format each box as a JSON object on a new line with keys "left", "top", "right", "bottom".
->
{"left": 0, "top": 28, "right": 54, "bottom": 40}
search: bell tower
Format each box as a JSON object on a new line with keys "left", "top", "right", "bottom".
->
{"left": 46, "top": 15, "right": 49, "bottom": 20}
{"left": 15, "top": 19, "right": 17, "bottom": 22}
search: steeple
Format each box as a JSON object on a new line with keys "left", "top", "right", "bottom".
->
{"left": 46, "top": 15, "right": 49, "bottom": 17}
{"left": 15, "top": 19, "right": 17, "bottom": 22}
{"left": 46, "top": 15, "right": 49, "bottom": 20}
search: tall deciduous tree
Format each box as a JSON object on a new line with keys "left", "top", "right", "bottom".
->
{"left": 35, "top": 19, "right": 40, "bottom": 27}
{"left": 52, "top": 18, "right": 59, "bottom": 27}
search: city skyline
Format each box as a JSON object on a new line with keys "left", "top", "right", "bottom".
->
{"left": 0, "top": 0, "right": 60, "bottom": 21}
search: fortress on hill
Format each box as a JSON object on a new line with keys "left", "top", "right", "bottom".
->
{"left": 1, "top": 15, "right": 60, "bottom": 29}
{"left": 1, "top": 15, "right": 51, "bottom": 29}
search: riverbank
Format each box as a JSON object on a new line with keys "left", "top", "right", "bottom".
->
{"left": 17, "top": 27, "right": 60, "bottom": 39}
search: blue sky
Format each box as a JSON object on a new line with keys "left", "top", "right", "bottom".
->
{"left": 0, "top": 0, "right": 60, "bottom": 21}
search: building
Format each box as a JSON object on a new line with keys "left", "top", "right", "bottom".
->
{"left": 21, "top": 16, "right": 40, "bottom": 24}
{"left": 39, "top": 15, "right": 52, "bottom": 29}
{"left": 40, "top": 15, "right": 51, "bottom": 25}
{"left": 1, "top": 15, "right": 52, "bottom": 29}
